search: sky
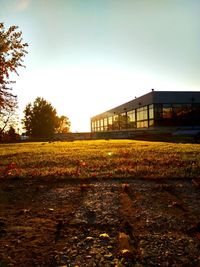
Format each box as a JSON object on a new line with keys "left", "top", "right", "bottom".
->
{"left": 1, "top": 0, "right": 200, "bottom": 132}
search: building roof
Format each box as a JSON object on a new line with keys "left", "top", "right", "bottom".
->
{"left": 91, "top": 90, "right": 200, "bottom": 120}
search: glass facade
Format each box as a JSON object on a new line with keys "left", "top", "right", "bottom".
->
{"left": 91, "top": 102, "right": 200, "bottom": 132}
{"left": 127, "top": 110, "right": 136, "bottom": 129}
{"left": 111, "top": 115, "right": 118, "bottom": 130}
{"left": 119, "top": 113, "right": 127, "bottom": 129}
{"left": 153, "top": 103, "right": 200, "bottom": 127}
{"left": 136, "top": 106, "right": 148, "bottom": 128}
{"left": 163, "top": 104, "right": 172, "bottom": 119}
{"left": 104, "top": 118, "right": 108, "bottom": 131}
{"left": 108, "top": 116, "right": 113, "bottom": 130}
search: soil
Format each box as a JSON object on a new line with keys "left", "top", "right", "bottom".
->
{"left": 0, "top": 177, "right": 199, "bottom": 267}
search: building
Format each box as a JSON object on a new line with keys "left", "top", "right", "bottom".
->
{"left": 91, "top": 90, "right": 200, "bottom": 133}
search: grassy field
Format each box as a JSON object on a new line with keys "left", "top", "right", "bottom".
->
{"left": 0, "top": 139, "right": 200, "bottom": 179}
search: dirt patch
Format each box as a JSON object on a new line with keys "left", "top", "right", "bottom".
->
{"left": 0, "top": 177, "right": 199, "bottom": 266}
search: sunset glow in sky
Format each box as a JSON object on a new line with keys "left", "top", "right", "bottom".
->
{"left": 1, "top": 0, "right": 200, "bottom": 132}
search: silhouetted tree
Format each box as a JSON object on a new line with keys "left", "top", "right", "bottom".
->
{"left": 0, "top": 22, "right": 28, "bottom": 128}
{"left": 0, "top": 96, "right": 18, "bottom": 134}
{"left": 23, "top": 97, "right": 57, "bottom": 138}
{"left": 23, "top": 97, "right": 70, "bottom": 138}
{"left": 0, "top": 125, "right": 19, "bottom": 142}
{"left": 56, "top": 115, "right": 71, "bottom": 134}
{"left": 7, "top": 126, "right": 18, "bottom": 142}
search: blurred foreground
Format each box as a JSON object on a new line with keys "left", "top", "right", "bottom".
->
{"left": 0, "top": 177, "right": 199, "bottom": 266}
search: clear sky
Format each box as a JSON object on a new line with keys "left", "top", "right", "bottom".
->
{"left": 1, "top": 0, "right": 200, "bottom": 132}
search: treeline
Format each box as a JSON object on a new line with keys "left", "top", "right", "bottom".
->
{"left": 0, "top": 96, "right": 71, "bottom": 141}
{"left": 0, "top": 97, "right": 71, "bottom": 142}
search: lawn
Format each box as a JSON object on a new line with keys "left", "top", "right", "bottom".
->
{"left": 0, "top": 139, "right": 200, "bottom": 266}
{"left": 0, "top": 139, "right": 200, "bottom": 179}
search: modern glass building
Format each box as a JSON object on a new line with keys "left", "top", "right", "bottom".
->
{"left": 91, "top": 90, "right": 200, "bottom": 132}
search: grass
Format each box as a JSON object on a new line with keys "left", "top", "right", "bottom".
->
{"left": 0, "top": 139, "right": 200, "bottom": 179}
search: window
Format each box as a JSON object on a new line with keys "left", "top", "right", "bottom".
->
{"left": 137, "top": 121, "right": 148, "bottom": 128}
{"left": 149, "top": 104, "right": 154, "bottom": 119}
{"left": 182, "top": 104, "right": 192, "bottom": 116}
{"left": 100, "top": 119, "right": 104, "bottom": 131}
{"left": 108, "top": 117, "right": 112, "bottom": 124}
{"left": 108, "top": 116, "right": 113, "bottom": 130}
{"left": 119, "top": 112, "right": 127, "bottom": 129}
{"left": 127, "top": 110, "right": 136, "bottom": 128}
{"left": 113, "top": 115, "right": 119, "bottom": 130}
{"left": 163, "top": 104, "right": 172, "bottom": 119}
{"left": 97, "top": 120, "right": 100, "bottom": 131}
{"left": 155, "top": 103, "right": 196, "bottom": 127}
{"left": 136, "top": 106, "right": 148, "bottom": 128}
{"left": 149, "top": 120, "right": 154, "bottom": 127}
{"left": 104, "top": 117, "right": 108, "bottom": 131}
{"left": 154, "top": 104, "right": 163, "bottom": 119}
{"left": 137, "top": 106, "right": 148, "bottom": 121}
{"left": 91, "top": 121, "right": 95, "bottom": 131}
{"left": 172, "top": 104, "right": 183, "bottom": 118}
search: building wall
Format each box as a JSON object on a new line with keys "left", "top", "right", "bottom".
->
{"left": 91, "top": 91, "right": 200, "bottom": 132}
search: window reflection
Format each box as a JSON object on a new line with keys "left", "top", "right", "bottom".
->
{"left": 91, "top": 102, "right": 200, "bottom": 132}
{"left": 136, "top": 106, "right": 148, "bottom": 128}
{"left": 127, "top": 110, "right": 136, "bottom": 128}
{"left": 149, "top": 104, "right": 154, "bottom": 119}
{"left": 112, "top": 115, "right": 118, "bottom": 130}
{"left": 163, "top": 104, "right": 172, "bottom": 119}
{"left": 119, "top": 113, "right": 127, "bottom": 129}
{"left": 137, "top": 106, "right": 148, "bottom": 121}
{"left": 137, "top": 121, "right": 148, "bottom": 128}
{"left": 108, "top": 116, "right": 113, "bottom": 130}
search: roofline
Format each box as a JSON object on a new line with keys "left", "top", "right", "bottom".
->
{"left": 91, "top": 90, "right": 200, "bottom": 120}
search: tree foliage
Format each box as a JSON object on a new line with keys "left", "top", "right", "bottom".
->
{"left": 23, "top": 97, "right": 71, "bottom": 138}
{"left": 0, "top": 22, "right": 28, "bottom": 117}
{"left": 0, "top": 125, "right": 19, "bottom": 142}
{"left": 0, "top": 95, "right": 18, "bottom": 134}
{"left": 23, "top": 97, "right": 57, "bottom": 138}
{"left": 56, "top": 115, "right": 71, "bottom": 134}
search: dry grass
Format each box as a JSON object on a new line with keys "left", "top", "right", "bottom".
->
{"left": 0, "top": 139, "right": 200, "bottom": 179}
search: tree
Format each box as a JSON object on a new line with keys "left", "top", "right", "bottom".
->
{"left": 6, "top": 125, "right": 19, "bottom": 142}
{"left": 0, "top": 125, "right": 19, "bottom": 142}
{"left": 23, "top": 97, "right": 57, "bottom": 138}
{"left": 0, "top": 95, "right": 18, "bottom": 134}
{"left": 0, "top": 22, "right": 28, "bottom": 120}
{"left": 56, "top": 115, "right": 71, "bottom": 134}
{"left": 23, "top": 97, "right": 70, "bottom": 138}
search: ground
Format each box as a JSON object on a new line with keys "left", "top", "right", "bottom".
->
{"left": 0, "top": 177, "right": 199, "bottom": 267}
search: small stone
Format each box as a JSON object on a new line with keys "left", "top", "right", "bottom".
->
{"left": 86, "top": 255, "right": 92, "bottom": 259}
{"left": 120, "top": 249, "right": 133, "bottom": 259}
{"left": 99, "top": 233, "right": 110, "bottom": 240}
{"left": 86, "top": 236, "right": 94, "bottom": 241}
{"left": 48, "top": 208, "right": 54, "bottom": 211}
{"left": 71, "top": 250, "right": 77, "bottom": 257}
{"left": 104, "top": 253, "right": 113, "bottom": 260}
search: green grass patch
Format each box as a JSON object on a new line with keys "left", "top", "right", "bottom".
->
{"left": 0, "top": 140, "right": 200, "bottom": 179}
